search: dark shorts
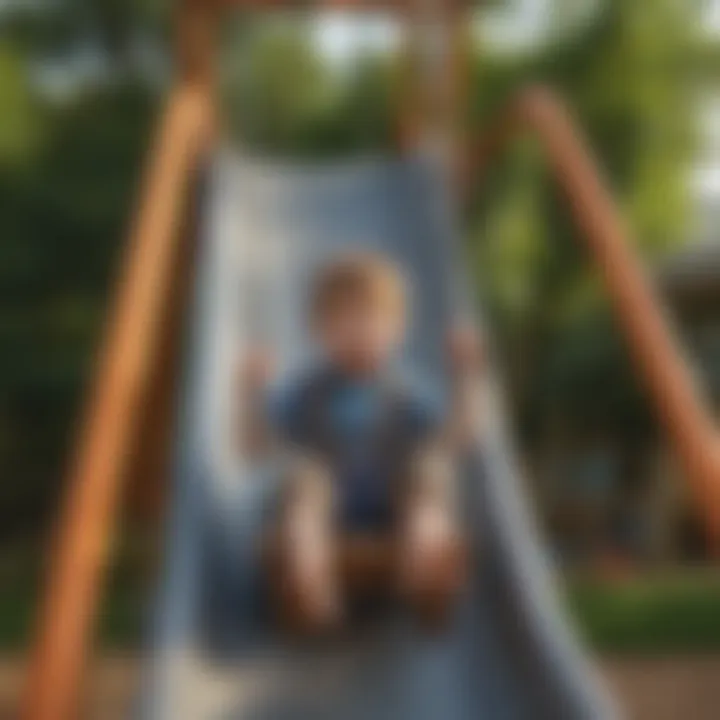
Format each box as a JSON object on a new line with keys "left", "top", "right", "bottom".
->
{"left": 338, "top": 488, "right": 395, "bottom": 533}
{"left": 332, "top": 465, "right": 397, "bottom": 533}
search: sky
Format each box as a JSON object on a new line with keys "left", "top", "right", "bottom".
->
{"left": 313, "top": 0, "right": 552, "bottom": 61}
{"left": 708, "top": 0, "right": 720, "bottom": 32}
{"left": 314, "top": 0, "right": 720, "bottom": 60}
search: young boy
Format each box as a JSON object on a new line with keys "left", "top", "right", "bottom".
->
{"left": 240, "top": 252, "right": 482, "bottom": 633}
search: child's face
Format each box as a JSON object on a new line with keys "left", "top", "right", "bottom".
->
{"left": 316, "top": 299, "right": 404, "bottom": 376}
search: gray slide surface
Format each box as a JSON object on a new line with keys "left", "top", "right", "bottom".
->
{"left": 138, "top": 154, "right": 619, "bottom": 719}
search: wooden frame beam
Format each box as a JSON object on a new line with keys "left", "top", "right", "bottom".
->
{"left": 20, "top": 86, "right": 215, "bottom": 720}
{"left": 470, "top": 87, "right": 720, "bottom": 537}
{"left": 211, "top": 0, "right": 469, "bottom": 12}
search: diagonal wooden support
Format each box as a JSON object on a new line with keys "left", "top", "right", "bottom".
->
{"left": 21, "top": 86, "right": 214, "bottom": 720}
{"left": 469, "top": 87, "right": 720, "bottom": 538}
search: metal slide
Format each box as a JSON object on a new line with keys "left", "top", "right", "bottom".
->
{"left": 139, "top": 153, "right": 619, "bottom": 720}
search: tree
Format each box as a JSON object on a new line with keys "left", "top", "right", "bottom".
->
{"left": 220, "top": 18, "right": 397, "bottom": 156}
{"left": 0, "top": 4, "right": 159, "bottom": 538}
{"left": 469, "top": 0, "right": 703, "bottom": 444}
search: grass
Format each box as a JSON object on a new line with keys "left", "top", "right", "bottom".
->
{"left": 567, "top": 572, "right": 720, "bottom": 655}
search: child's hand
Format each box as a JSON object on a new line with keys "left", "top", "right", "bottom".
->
{"left": 240, "top": 347, "right": 276, "bottom": 391}
{"left": 446, "top": 324, "right": 483, "bottom": 376}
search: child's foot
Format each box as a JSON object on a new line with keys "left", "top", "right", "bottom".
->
{"left": 280, "top": 516, "right": 341, "bottom": 635}
{"left": 398, "top": 504, "right": 466, "bottom": 630}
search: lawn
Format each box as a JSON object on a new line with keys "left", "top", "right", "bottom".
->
{"left": 568, "top": 572, "right": 720, "bottom": 654}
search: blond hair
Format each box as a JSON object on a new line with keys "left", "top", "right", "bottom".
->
{"left": 310, "top": 251, "right": 407, "bottom": 323}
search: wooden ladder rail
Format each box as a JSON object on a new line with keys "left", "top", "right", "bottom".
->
{"left": 20, "top": 85, "right": 214, "bottom": 720}
{"left": 469, "top": 87, "right": 720, "bottom": 537}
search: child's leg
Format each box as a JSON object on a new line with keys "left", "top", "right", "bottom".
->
{"left": 398, "top": 445, "right": 466, "bottom": 627}
{"left": 269, "top": 455, "right": 340, "bottom": 634}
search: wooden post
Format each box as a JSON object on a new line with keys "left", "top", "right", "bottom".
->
{"left": 20, "top": 2, "right": 218, "bottom": 717}
{"left": 471, "top": 87, "right": 720, "bottom": 538}
{"left": 177, "top": 0, "right": 218, "bottom": 90}
{"left": 446, "top": 0, "right": 472, "bottom": 194}
{"left": 396, "top": 0, "right": 471, "bottom": 186}
{"left": 396, "top": 0, "right": 425, "bottom": 153}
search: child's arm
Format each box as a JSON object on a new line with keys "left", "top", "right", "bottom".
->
{"left": 444, "top": 325, "right": 484, "bottom": 450}
{"left": 237, "top": 347, "right": 277, "bottom": 457}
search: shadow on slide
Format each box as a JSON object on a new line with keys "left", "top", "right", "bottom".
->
{"left": 138, "top": 156, "right": 617, "bottom": 720}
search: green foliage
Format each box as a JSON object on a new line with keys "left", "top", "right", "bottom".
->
{"left": 219, "top": 18, "right": 396, "bottom": 156}
{"left": 221, "top": 21, "right": 333, "bottom": 154}
{"left": 471, "top": 0, "right": 702, "bottom": 439}
{"left": 0, "top": 44, "right": 43, "bottom": 167}
{"left": 0, "top": 73, "right": 157, "bottom": 537}
{"left": 0, "top": 0, "right": 170, "bottom": 60}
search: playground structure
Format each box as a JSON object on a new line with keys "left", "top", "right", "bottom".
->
{"left": 21, "top": 1, "right": 720, "bottom": 719}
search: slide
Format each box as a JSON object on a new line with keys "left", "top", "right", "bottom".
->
{"left": 138, "top": 154, "right": 617, "bottom": 719}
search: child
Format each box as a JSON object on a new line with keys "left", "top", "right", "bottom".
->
{"left": 240, "top": 251, "right": 482, "bottom": 633}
